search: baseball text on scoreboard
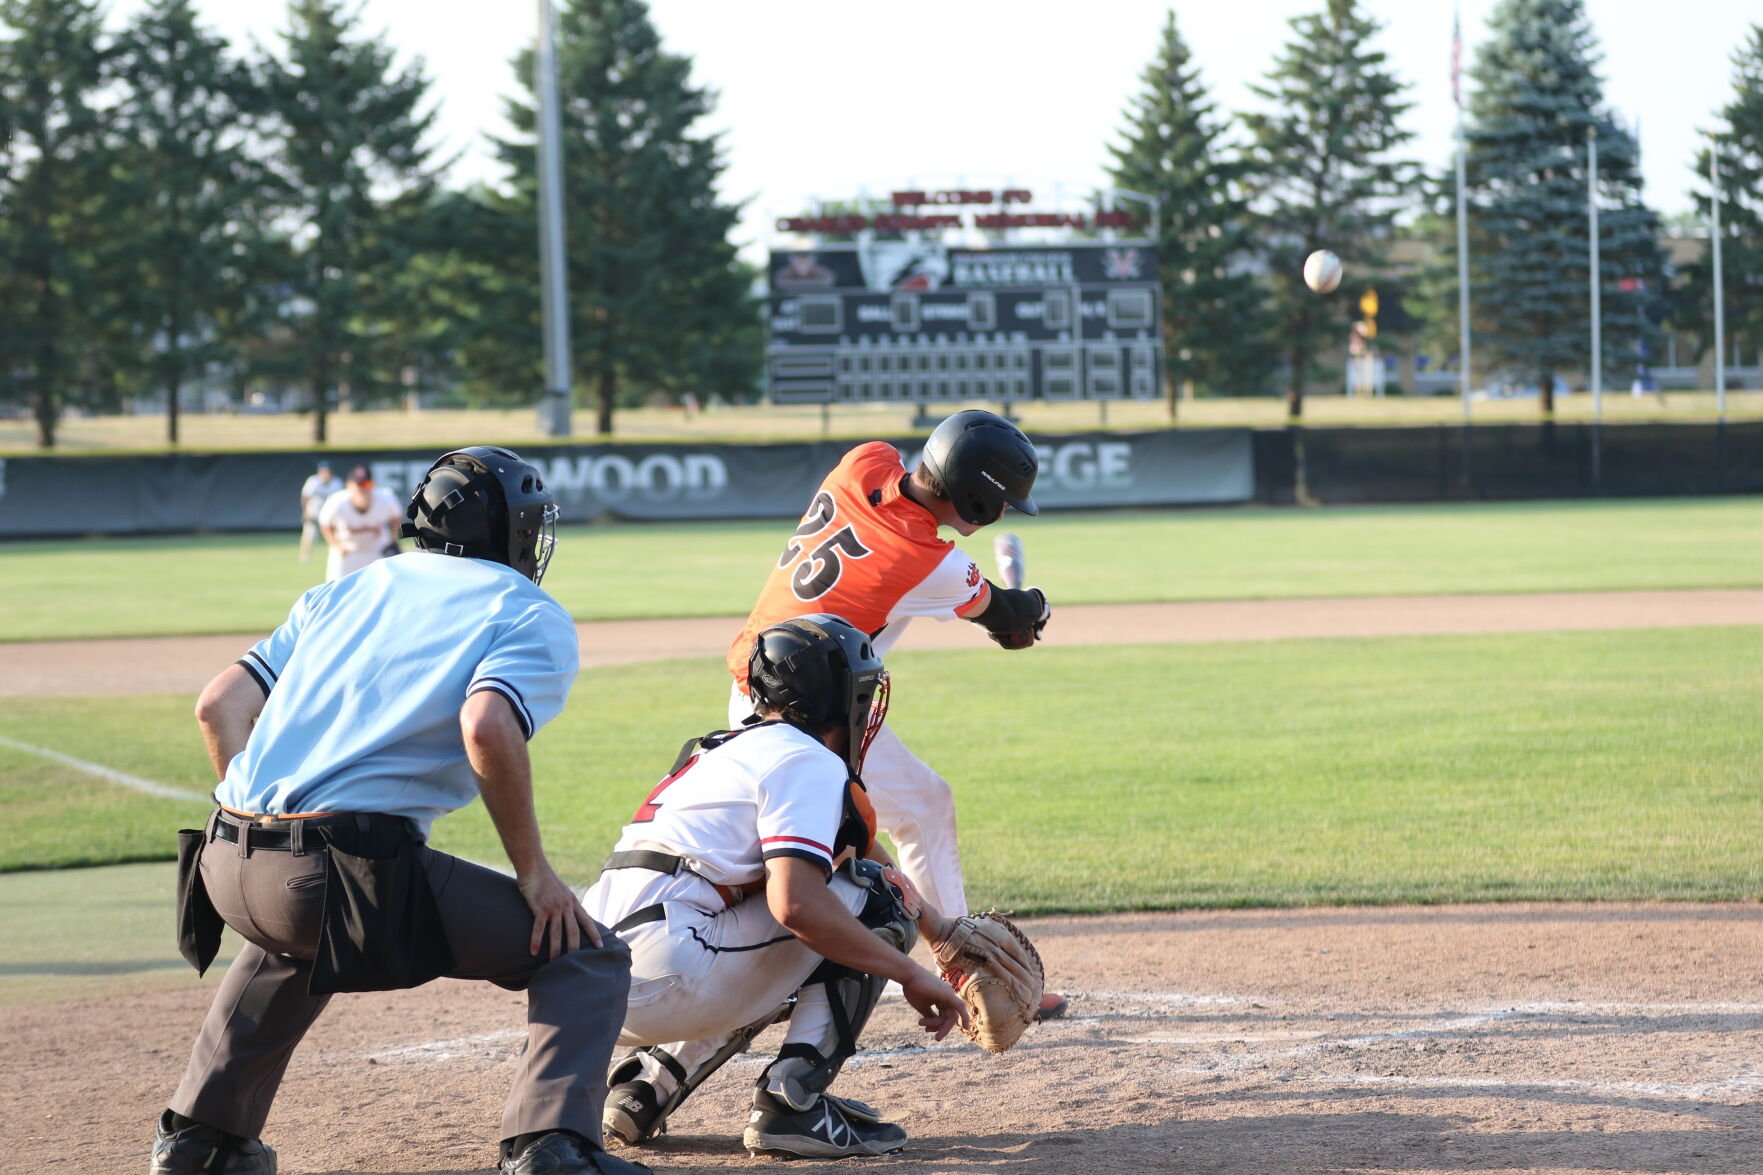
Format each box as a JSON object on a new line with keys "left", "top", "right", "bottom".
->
{"left": 767, "top": 242, "right": 1163, "bottom": 405}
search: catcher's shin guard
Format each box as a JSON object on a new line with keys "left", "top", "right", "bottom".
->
{"left": 759, "top": 859, "right": 919, "bottom": 1111}
{"left": 604, "top": 1005, "right": 792, "bottom": 1145}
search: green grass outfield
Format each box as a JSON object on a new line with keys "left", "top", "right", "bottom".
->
{"left": 5, "top": 498, "right": 1760, "bottom": 641}
{"left": 3, "top": 628, "right": 1758, "bottom": 909}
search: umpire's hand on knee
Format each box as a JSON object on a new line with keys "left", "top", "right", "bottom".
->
{"left": 518, "top": 864, "right": 603, "bottom": 957}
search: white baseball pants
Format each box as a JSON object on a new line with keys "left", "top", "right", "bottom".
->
{"left": 610, "top": 873, "right": 870, "bottom": 1083}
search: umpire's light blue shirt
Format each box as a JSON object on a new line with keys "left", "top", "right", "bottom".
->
{"left": 216, "top": 553, "right": 578, "bottom": 836}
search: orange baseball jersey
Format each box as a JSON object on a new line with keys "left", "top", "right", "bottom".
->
{"left": 726, "top": 442, "right": 992, "bottom": 689}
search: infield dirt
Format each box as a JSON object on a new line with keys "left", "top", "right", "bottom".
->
{"left": 7, "top": 588, "right": 1762, "bottom": 696}
{"left": 4, "top": 903, "right": 1759, "bottom": 1173}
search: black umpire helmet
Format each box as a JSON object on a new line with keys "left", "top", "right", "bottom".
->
{"left": 748, "top": 614, "right": 890, "bottom": 779}
{"left": 919, "top": 409, "right": 1040, "bottom": 526}
{"left": 400, "top": 446, "right": 559, "bottom": 584}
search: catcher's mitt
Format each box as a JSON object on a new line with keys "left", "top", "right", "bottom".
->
{"left": 932, "top": 911, "right": 1045, "bottom": 1053}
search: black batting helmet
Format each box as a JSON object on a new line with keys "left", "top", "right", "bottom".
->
{"left": 748, "top": 614, "right": 890, "bottom": 778}
{"left": 919, "top": 409, "right": 1040, "bottom": 526}
{"left": 400, "top": 446, "right": 559, "bottom": 584}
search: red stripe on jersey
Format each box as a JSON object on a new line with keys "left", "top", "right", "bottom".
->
{"left": 954, "top": 580, "right": 992, "bottom": 618}
{"left": 760, "top": 834, "right": 833, "bottom": 856}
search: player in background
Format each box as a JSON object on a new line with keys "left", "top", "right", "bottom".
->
{"left": 588, "top": 614, "right": 967, "bottom": 1158}
{"left": 724, "top": 409, "right": 1066, "bottom": 1018}
{"left": 318, "top": 464, "right": 405, "bottom": 582}
{"left": 297, "top": 459, "right": 341, "bottom": 563}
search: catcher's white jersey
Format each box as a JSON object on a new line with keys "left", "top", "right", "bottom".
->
{"left": 585, "top": 723, "right": 847, "bottom": 927}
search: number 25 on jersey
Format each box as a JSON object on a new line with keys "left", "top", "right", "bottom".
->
{"left": 777, "top": 491, "right": 872, "bottom": 602}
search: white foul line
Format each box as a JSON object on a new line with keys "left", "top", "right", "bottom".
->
{"left": 0, "top": 733, "right": 205, "bottom": 802}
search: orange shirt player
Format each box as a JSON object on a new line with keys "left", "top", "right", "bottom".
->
{"left": 725, "top": 409, "right": 1068, "bottom": 1021}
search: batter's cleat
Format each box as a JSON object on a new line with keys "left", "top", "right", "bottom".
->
{"left": 499, "top": 1130, "right": 652, "bottom": 1174}
{"left": 1035, "top": 990, "right": 1070, "bottom": 1022}
{"left": 150, "top": 1110, "right": 276, "bottom": 1174}
{"left": 743, "top": 1089, "right": 906, "bottom": 1159}
{"left": 602, "top": 1075, "right": 667, "bottom": 1146}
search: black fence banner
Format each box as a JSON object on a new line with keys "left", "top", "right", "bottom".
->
{"left": 0, "top": 429, "right": 1253, "bottom": 539}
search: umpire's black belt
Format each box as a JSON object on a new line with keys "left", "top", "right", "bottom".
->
{"left": 211, "top": 810, "right": 409, "bottom": 854}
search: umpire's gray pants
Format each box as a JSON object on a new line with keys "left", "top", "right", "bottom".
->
{"left": 170, "top": 832, "right": 632, "bottom": 1144}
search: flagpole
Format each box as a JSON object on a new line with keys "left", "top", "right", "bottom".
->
{"left": 1587, "top": 124, "right": 1601, "bottom": 485}
{"left": 1711, "top": 143, "right": 1726, "bottom": 421}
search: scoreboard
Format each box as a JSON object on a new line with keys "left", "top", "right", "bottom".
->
{"left": 767, "top": 241, "right": 1162, "bottom": 405}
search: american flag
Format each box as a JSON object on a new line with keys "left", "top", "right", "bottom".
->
{"left": 1452, "top": 8, "right": 1462, "bottom": 109}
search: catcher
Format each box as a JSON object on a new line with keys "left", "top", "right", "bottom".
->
{"left": 584, "top": 614, "right": 1043, "bottom": 1159}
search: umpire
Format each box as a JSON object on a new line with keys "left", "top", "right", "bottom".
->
{"left": 154, "top": 447, "right": 645, "bottom": 1175}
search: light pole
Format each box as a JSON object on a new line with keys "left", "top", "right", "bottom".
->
{"left": 535, "top": 0, "right": 572, "bottom": 437}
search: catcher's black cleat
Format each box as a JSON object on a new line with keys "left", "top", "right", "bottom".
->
{"left": 1035, "top": 990, "right": 1070, "bottom": 1022}
{"left": 602, "top": 1075, "right": 667, "bottom": 1146}
{"left": 742, "top": 1089, "right": 906, "bottom": 1159}
{"left": 150, "top": 1110, "right": 277, "bottom": 1174}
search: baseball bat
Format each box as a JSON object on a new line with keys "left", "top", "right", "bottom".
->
{"left": 993, "top": 532, "right": 1025, "bottom": 590}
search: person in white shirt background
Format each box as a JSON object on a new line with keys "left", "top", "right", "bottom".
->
{"left": 317, "top": 465, "right": 405, "bottom": 582}
{"left": 297, "top": 460, "right": 343, "bottom": 564}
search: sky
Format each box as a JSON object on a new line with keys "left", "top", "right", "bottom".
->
{"left": 108, "top": 0, "right": 1751, "bottom": 260}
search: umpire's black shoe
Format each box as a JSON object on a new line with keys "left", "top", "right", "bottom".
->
{"left": 150, "top": 1110, "right": 276, "bottom": 1174}
{"left": 742, "top": 1089, "right": 907, "bottom": 1158}
{"left": 500, "top": 1130, "right": 652, "bottom": 1175}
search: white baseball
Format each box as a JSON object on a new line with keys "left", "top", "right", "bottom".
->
{"left": 1303, "top": 250, "right": 1343, "bottom": 294}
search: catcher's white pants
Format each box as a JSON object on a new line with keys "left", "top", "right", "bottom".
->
{"left": 728, "top": 684, "right": 967, "bottom": 917}
{"left": 607, "top": 874, "right": 870, "bottom": 1084}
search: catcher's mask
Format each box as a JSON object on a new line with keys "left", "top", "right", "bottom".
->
{"left": 401, "top": 446, "right": 558, "bottom": 584}
{"left": 919, "top": 409, "right": 1040, "bottom": 527}
{"left": 747, "top": 614, "right": 889, "bottom": 779}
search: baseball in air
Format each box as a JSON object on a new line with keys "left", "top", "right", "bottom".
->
{"left": 1303, "top": 249, "right": 1343, "bottom": 294}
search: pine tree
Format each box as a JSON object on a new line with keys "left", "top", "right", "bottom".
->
{"left": 112, "top": 0, "right": 269, "bottom": 444}
{"left": 1463, "top": 0, "right": 1667, "bottom": 412}
{"left": 0, "top": 0, "right": 117, "bottom": 447}
{"left": 260, "top": 0, "right": 441, "bottom": 442}
{"left": 1108, "top": 11, "right": 1270, "bottom": 411}
{"left": 495, "top": 0, "right": 757, "bottom": 435}
{"left": 1242, "top": 0, "right": 1416, "bottom": 419}
{"left": 1682, "top": 23, "right": 1763, "bottom": 373}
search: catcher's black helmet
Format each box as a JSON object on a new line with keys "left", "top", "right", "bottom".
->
{"left": 400, "top": 446, "right": 559, "bottom": 584}
{"left": 748, "top": 614, "right": 890, "bottom": 778}
{"left": 919, "top": 409, "right": 1040, "bottom": 526}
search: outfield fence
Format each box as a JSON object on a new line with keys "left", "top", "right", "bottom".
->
{"left": 0, "top": 422, "right": 1755, "bottom": 539}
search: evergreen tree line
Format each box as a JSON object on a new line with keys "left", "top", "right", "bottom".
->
{"left": 1113, "top": 0, "right": 1761, "bottom": 419}
{"left": 0, "top": 0, "right": 757, "bottom": 445}
{"left": 1, "top": 0, "right": 1758, "bottom": 445}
